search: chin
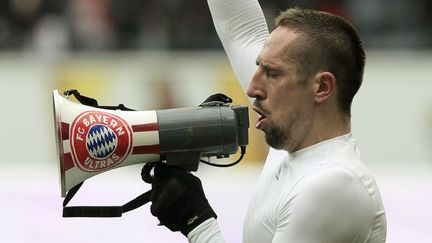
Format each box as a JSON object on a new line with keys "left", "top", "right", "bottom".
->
{"left": 264, "top": 131, "right": 287, "bottom": 150}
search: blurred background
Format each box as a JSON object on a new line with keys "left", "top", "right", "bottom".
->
{"left": 0, "top": 0, "right": 431, "bottom": 242}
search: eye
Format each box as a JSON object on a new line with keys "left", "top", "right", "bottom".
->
{"left": 265, "top": 69, "right": 279, "bottom": 78}
{"left": 256, "top": 61, "right": 282, "bottom": 80}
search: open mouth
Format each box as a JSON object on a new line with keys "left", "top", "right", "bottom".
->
{"left": 252, "top": 106, "right": 267, "bottom": 129}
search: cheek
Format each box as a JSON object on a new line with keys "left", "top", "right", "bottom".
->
{"left": 271, "top": 86, "right": 295, "bottom": 108}
{"left": 270, "top": 98, "right": 294, "bottom": 122}
{"left": 270, "top": 89, "right": 312, "bottom": 121}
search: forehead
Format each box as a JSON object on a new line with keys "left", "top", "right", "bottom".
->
{"left": 258, "top": 27, "right": 300, "bottom": 64}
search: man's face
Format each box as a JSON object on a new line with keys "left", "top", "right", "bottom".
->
{"left": 247, "top": 27, "right": 315, "bottom": 152}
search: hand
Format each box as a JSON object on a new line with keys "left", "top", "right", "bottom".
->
{"left": 150, "top": 163, "right": 217, "bottom": 236}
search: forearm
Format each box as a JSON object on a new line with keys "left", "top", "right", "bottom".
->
{"left": 187, "top": 218, "right": 225, "bottom": 243}
{"left": 207, "top": 0, "right": 269, "bottom": 93}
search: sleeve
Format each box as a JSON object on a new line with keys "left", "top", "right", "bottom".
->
{"left": 187, "top": 218, "right": 225, "bottom": 243}
{"left": 272, "top": 166, "right": 375, "bottom": 243}
{"left": 207, "top": 0, "right": 269, "bottom": 96}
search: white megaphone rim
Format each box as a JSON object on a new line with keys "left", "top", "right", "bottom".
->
{"left": 52, "top": 89, "right": 67, "bottom": 197}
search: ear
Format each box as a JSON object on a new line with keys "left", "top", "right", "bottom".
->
{"left": 313, "top": 71, "right": 336, "bottom": 104}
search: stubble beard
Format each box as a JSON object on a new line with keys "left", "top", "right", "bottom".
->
{"left": 255, "top": 101, "right": 294, "bottom": 150}
{"left": 263, "top": 109, "right": 308, "bottom": 152}
{"left": 255, "top": 100, "right": 308, "bottom": 152}
{"left": 264, "top": 122, "right": 290, "bottom": 150}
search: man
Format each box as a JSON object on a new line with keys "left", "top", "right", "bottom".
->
{"left": 149, "top": 0, "right": 387, "bottom": 242}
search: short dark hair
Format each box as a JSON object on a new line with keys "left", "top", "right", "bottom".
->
{"left": 275, "top": 7, "right": 365, "bottom": 117}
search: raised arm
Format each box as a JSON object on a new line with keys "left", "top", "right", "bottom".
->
{"left": 185, "top": 1, "right": 269, "bottom": 242}
{"left": 207, "top": 0, "right": 269, "bottom": 94}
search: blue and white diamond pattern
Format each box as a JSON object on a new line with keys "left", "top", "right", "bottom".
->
{"left": 86, "top": 124, "right": 118, "bottom": 159}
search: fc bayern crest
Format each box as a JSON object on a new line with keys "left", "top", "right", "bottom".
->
{"left": 70, "top": 111, "right": 133, "bottom": 172}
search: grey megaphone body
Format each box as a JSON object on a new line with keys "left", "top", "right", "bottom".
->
{"left": 53, "top": 90, "right": 249, "bottom": 200}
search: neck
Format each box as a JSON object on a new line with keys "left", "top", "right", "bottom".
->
{"left": 288, "top": 111, "right": 351, "bottom": 153}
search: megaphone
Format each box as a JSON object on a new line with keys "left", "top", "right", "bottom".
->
{"left": 53, "top": 89, "right": 249, "bottom": 217}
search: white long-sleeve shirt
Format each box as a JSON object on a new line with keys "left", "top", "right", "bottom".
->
{"left": 188, "top": 1, "right": 387, "bottom": 242}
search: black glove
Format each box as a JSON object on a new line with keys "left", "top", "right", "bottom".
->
{"left": 149, "top": 163, "right": 217, "bottom": 236}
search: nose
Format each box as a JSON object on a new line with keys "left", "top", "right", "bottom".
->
{"left": 246, "top": 69, "right": 266, "bottom": 100}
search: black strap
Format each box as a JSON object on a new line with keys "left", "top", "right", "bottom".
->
{"left": 63, "top": 89, "right": 135, "bottom": 111}
{"left": 63, "top": 206, "right": 123, "bottom": 217}
{"left": 63, "top": 182, "right": 152, "bottom": 217}
{"left": 63, "top": 182, "right": 84, "bottom": 207}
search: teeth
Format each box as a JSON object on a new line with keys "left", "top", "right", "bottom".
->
{"left": 255, "top": 120, "right": 261, "bottom": 129}
{"left": 256, "top": 116, "right": 264, "bottom": 129}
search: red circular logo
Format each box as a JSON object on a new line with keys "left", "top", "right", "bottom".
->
{"left": 70, "top": 111, "right": 133, "bottom": 172}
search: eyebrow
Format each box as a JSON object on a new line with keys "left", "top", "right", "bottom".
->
{"left": 256, "top": 58, "right": 282, "bottom": 72}
{"left": 256, "top": 58, "right": 271, "bottom": 68}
